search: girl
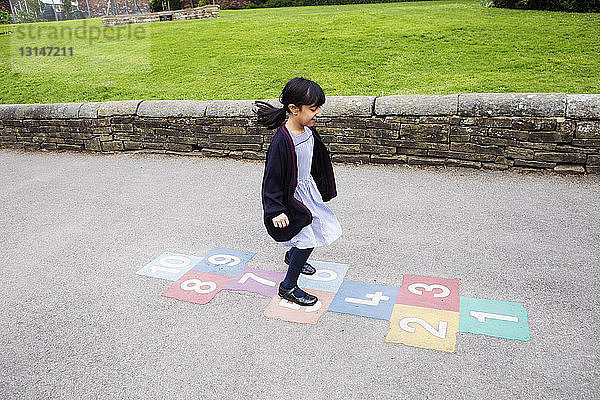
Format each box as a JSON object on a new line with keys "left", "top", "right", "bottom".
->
{"left": 255, "top": 77, "right": 342, "bottom": 307}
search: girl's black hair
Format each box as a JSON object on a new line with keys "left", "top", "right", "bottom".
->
{"left": 255, "top": 77, "right": 326, "bottom": 130}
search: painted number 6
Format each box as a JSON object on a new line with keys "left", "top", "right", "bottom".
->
{"left": 208, "top": 254, "right": 241, "bottom": 267}
{"left": 399, "top": 317, "right": 447, "bottom": 339}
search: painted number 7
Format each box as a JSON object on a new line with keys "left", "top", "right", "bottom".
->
{"left": 238, "top": 272, "right": 276, "bottom": 287}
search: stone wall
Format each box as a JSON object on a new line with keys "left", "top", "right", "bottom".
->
{"left": 1, "top": 94, "right": 599, "bottom": 174}
{"left": 101, "top": 4, "right": 219, "bottom": 25}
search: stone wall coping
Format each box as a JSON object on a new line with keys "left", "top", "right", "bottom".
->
{"left": 137, "top": 100, "right": 209, "bottom": 117}
{"left": 567, "top": 94, "right": 600, "bottom": 119}
{"left": 23, "top": 102, "right": 83, "bottom": 119}
{"left": 321, "top": 96, "right": 375, "bottom": 117}
{"left": 97, "top": 100, "right": 143, "bottom": 117}
{"left": 101, "top": 5, "right": 220, "bottom": 20}
{"left": 2, "top": 94, "right": 600, "bottom": 120}
{"left": 0, "top": 104, "right": 29, "bottom": 119}
{"left": 458, "top": 93, "right": 567, "bottom": 117}
{"left": 375, "top": 95, "right": 458, "bottom": 116}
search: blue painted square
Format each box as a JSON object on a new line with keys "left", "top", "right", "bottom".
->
{"left": 328, "top": 280, "right": 400, "bottom": 320}
{"left": 191, "top": 247, "right": 256, "bottom": 277}
{"left": 297, "top": 260, "right": 349, "bottom": 293}
{"left": 136, "top": 252, "right": 203, "bottom": 281}
{"left": 459, "top": 297, "right": 531, "bottom": 341}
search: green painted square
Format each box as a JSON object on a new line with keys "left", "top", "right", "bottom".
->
{"left": 459, "top": 297, "right": 531, "bottom": 341}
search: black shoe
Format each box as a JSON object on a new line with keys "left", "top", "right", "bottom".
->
{"left": 284, "top": 251, "right": 316, "bottom": 275}
{"left": 278, "top": 283, "right": 318, "bottom": 307}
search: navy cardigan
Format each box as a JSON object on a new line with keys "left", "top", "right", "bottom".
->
{"left": 261, "top": 124, "right": 337, "bottom": 242}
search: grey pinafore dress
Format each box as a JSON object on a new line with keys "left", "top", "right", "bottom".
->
{"left": 280, "top": 126, "right": 342, "bottom": 249}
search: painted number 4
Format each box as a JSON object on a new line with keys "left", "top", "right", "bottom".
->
{"left": 345, "top": 291, "right": 389, "bottom": 306}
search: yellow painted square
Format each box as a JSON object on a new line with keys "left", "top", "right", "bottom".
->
{"left": 386, "top": 304, "right": 460, "bottom": 353}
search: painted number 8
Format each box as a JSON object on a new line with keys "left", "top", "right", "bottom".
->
{"left": 180, "top": 279, "right": 217, "bottom": 294}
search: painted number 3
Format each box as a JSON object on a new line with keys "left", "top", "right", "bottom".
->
{"left": 408, "top": 283, "right": 450, "bottom": 298}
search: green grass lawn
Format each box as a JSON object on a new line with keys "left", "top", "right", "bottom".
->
{"left": 1, "top": 0, "right": 599, "bottom": 104}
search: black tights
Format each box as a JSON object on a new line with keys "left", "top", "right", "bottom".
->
{"left": 281, "top": 247, "right": 314, "bottom": 289}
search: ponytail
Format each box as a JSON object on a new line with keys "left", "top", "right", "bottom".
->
{"left": 255, "top": 77, "right": 326, "bottom": 130}
{"left": 255, "top": 101, "right": 287, "bottom": 130}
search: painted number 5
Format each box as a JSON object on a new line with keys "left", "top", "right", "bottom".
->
{"left": 399, "top": 317, "right": 447, "bottom": 339}
{"left": 208, "top": 254, "right": 241, "bottom": 267}
{"left": 408, "top": 283, "right": 450, "bottom": 298}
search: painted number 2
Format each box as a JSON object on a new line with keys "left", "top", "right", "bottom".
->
{"left": 399, "top": 317, "right": 448, "bottom": 339}
{"left": 408, "top": 283, "right": 450, "bottom": 298}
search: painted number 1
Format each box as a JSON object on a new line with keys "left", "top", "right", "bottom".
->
{"left": 470, "top": 311, "right": 519, "bottom": 323}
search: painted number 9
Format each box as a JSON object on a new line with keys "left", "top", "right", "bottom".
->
{"left": 208, "top": 254, "right": 241, "bottom": 267}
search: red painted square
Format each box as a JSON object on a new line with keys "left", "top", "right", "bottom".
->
{"left": 263, "top": 289, "right": 336, "bottom": 325}
{"left": 161, "top": 270, "right": 233, "bottom": 305}
{"left": 395, "top": 274, "right": 460, "bottom": 312}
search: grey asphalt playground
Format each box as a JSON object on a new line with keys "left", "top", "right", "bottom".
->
{"left": 1, "top": 149, "right": 599, "bottom": 399}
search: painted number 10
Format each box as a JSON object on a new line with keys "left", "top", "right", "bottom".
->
{"left": 150, "top": 255, "right": 191, "bottom": 275}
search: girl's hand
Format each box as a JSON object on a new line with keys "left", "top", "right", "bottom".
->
{"left": 272, "top": 213, "right": 289, "bottom": 228}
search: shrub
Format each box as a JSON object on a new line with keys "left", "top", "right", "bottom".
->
{"left": 14, "top": 10, "right": 44, "bottom": 23}
{"left": 253, "top": 0, "right": 422, "bottom": 8}
{"left": 0, "top": 9, "right": 12, "bottom": 24}
{"left": 149, "top": 0, "right": 182, "bottom": 12}
{"left": 488, "top": 0, "right": 599, "bottom": 11}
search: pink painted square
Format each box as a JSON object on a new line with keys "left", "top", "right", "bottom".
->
{"left": 223, "top": 267, "right": 286, "bottom": 298}
{"left": 263, "top": 289, "right": 336, "bottom": 325}
{"left": 161, "top": 270, "right": 233, "bottom": 305}
{"left": 395, "top": 274, "right": 460, "bottom": 312}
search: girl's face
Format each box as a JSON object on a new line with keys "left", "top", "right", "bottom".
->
{"left": 289, "top": 102, "right": 322, "bottom": 127}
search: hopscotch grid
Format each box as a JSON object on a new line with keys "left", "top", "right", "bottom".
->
{"left": 137, "top": 247, "right": 531, "bottom": 353}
